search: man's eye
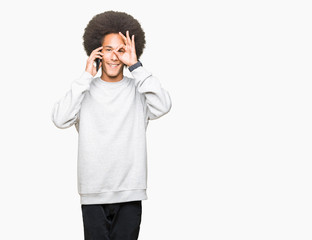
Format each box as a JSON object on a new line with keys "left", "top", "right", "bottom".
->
{"left": 105, "top": 49, "right": 112, "bottom": 51}
{"left": 118, "top": 49, "right": 125, "bottom": 53}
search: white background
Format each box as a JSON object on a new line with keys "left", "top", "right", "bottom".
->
{"left": 0, "top": 0, "right": 311, "bottom": 239}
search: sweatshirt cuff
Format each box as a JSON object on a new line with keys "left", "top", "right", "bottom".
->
{"left": 82, "top": 71, "right": 94, "bottom": 79}
{"left": 74, "top": 71, "right": 94, "bottom": 85}
{"left": 130, "top": 66, "right": 152, "bottom": 85}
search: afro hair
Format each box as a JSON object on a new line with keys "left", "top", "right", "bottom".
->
{"left": 83, "top": 11, "right": 146, "bottom": 59}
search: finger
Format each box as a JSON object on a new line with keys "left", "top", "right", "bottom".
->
{"left": 126, "top": 30, "right": 131, "bottom": 46}
{"left": 132, "top": 35, "right": 135, "bottom": 49}
{"left": 113, "top": 50, "right": 121, "bottom": 60}
{"left": 90, "top": 47, "right": 104, "bottom": 59}
{"left": 92, "top": 53, "right": 103, "bottom": 60}
{"left": 88, "top": 54, "right": 102, "bottom": 65}
{"left": 93, "top": 52, "right": 104, "bottom": 58}
{"left": 115, "top": 43, "right": 126, "bottom": 52}
{"left": 114, "top": 44, "right": 124, "bottom": 53}
{"left": 91, "top": 46, "right": 103, "bottom": 54}
{"left": 119, "top": 32, "right": 127, "bottom": 44}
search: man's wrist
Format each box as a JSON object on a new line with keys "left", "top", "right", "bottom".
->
{"left": 128, "top": 60, "right": 143, "bottom": 72}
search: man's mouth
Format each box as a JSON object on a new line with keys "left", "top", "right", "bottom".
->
{"left": 107, "top": 63, "right": 120, "bottom": 68}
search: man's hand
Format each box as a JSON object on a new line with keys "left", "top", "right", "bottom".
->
{"left": 85, "top": 46, "right": 104, "bottom": 76}
{"left": 113, "top": 30, "right": 138, "bottom": 67}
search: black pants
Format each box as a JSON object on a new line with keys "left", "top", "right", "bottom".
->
{"left": 81, "top": 201, "right": 142, "bottom": 240}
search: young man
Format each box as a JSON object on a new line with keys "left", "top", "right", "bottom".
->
{"left": 51, "top": 11, "right": 172, "bottom": 240}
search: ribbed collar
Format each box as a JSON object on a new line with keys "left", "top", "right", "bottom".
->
{"left": 95, "top": 76, "right": 128, "bottom": 88}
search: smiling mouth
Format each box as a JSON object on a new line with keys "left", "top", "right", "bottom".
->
{"left": 107, "top": 63, "right": 120, "bottom": 68}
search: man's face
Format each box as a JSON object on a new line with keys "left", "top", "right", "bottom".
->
{"left": 101, "top": 33, "right": 125, "bottom": 81}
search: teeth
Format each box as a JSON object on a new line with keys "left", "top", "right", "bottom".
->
{"left": 109, "top": 64, "right": 118, "bottom": 67}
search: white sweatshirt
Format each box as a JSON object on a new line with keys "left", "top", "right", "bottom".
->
{"left": 51, "top": 66, "right": 172, "bottom": 204}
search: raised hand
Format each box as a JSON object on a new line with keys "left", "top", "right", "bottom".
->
{"left": 85, "top": 46, "right": 104, "bottom": 76}
{"left": 113, "top": 30, "right": 138, "bottom": 67}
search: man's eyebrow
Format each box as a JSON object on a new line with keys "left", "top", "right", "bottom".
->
{"left": 103, "top": 45, "right": 113, "bottom": 48}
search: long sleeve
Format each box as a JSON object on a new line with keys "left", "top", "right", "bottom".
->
{"left": 51, "top": 71, "right": 93, "bottom": 129}
{"left": 131, "top": 66, "right": 172, "bottom": 120}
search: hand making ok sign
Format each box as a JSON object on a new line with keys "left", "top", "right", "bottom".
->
{"left": 113, "top": 30, "right": 138, "bottom": 67}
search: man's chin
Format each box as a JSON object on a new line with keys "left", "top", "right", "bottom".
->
{"left": 107, "top": 71, "right": 122, "bottom": 77}
{"left": 101, "top": 69, "right": 124, "bottom": 79}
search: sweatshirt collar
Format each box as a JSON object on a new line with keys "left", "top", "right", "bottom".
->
{"left": 95, "top": 76, "right": 127, "bottom": 87}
